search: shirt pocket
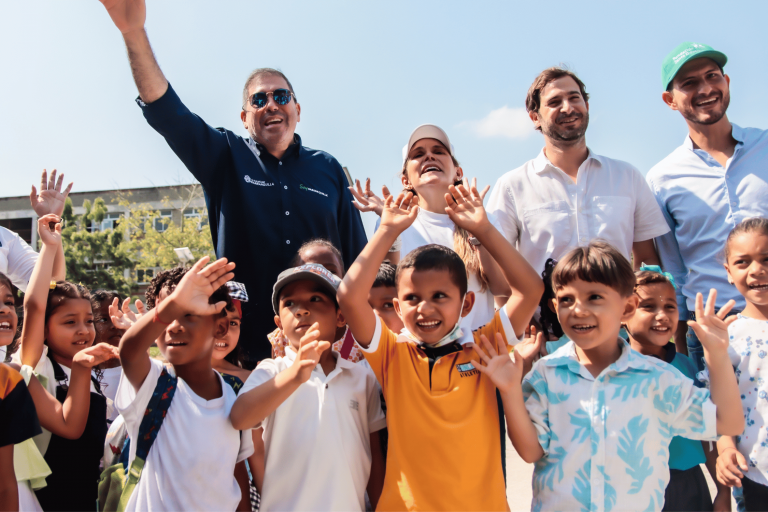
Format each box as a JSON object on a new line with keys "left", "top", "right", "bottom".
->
{"left": 522, "top": 201, "right": 573, "bottom": 255}
{"left": 589, "top": 196, "right": 632, "bottom": 251}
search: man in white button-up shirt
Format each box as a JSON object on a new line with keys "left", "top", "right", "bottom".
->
{"left": 488, "top": 67, "right": 669, "bottom": 282}
{"left": 646, "top": 42, "right": 768, "bottom": 369}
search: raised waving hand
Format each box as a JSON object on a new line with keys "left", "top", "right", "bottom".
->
{"left": 349, "top": 178, "right": 391, "bottom": 216}
{"left": 444, "top": 178, "right": 492, "bottom": 236}
{"left": 109, "top": 297, "right": 147, "bottom": 330}
{"left": 99, "top": 0, "right": 146, "bottom": 35}
{"left": 168, "top": 257, "right": 236, "bottom": 317}
{"left": 30, "top": 169, "right": 73, "bottom": 218}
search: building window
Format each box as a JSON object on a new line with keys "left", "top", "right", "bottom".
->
{"left": 183, "top": 209, "right": 207, "bottom": 231}
{"left": 153, "top": 210, "right": 173, "bottom": 233}
{"left": 0, "top": 218, "right": 33, "bottom": 244}
{"left": 90, "top": 212, "right": 123, "bottom": 232}
{"left": 135, "top": 267, "right": 161, "bottom": 284}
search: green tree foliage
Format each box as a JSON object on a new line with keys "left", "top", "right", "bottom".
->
{"left": 117, "top": 188, "right": 215, "bottom": 270}
{"left": 60, "top": 184, "right": 213, "bottom": 296}
{"left": 61, "top": 197, "right": 133, "bottom": 296}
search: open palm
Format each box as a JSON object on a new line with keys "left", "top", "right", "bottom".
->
{"left": 688, "top": 289, "right": 737, "bottom": 354}
{"left": 170, "top": 257, "right": 235, "bottom": 316}
{"left": 444, "top": 178, "right": 491, "bottom": 235}
{"left": 470, "top": 333, "right": 522, "bottom": 393}
{"left": 349, "top": 178, "right": 391, "bottom": 217}
{"left": 30, "top": 169, "right": 72, "bottom": 218}
{"left": 380, "top": 191, "right": 419, "bottom": 233}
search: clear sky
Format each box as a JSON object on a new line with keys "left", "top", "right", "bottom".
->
{"left": 2, "top": 0, "right": 766, "bottom": 237}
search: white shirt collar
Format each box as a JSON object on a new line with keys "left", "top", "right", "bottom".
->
{"left": 532, "top": 147, "right": 603, "bottom": 175}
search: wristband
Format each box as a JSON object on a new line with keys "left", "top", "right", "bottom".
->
{"left": 468, "top": 236, "right": 481, "bottom": 247}
{"left": 153, "top": 307, "right": 172, "bottom": 325}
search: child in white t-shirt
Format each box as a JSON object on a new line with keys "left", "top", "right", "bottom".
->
{"left": 115, "top": 257, "right": 253, "bottom": 512}
{"left": 231, "top": 264, "right": 386, "bottom": 511}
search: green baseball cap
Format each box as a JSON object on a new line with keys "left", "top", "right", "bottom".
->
{"left": 661, "top": 42, "right": 727, "bottom": 90}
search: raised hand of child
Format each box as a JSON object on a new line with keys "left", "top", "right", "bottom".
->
{"left": 470, "top": 333, "right": 521, "bottom": 392}
{"left": 109, "top": 297, "right": 146, "bottom": 330}
{"left": 30, "top": 169, "right": 73, "bottom": 218}
{"left": 72, "top": 343, "right": 120, "bottom": 369}
{"left": 716, "top": 446, "right": 748, "bottom": 488}
{"left": 379, "top": 190, "right": 419, "bottom": 233}
{"left": 37, "top": 214, "right": 62, "bottom": 247}
{"left": 292, "top": 323, "right": 331, "bottom": 383}
{"left": 514, "top": 327, "right": 546, "bottom": 378}
{"left": 445, "top": 178, "right": 491, "bottom": 236}
{"left": 169, "top": 256, "right": 236, "bottom": 316}
{"left": 349, "top": 178, "right": 390, "bottom": 217}
{"left": 688, "top": 289, "right": 737, "bottom": 357}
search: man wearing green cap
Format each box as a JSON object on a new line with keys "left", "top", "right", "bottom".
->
{"left": 648, "top": 42, "right": 768, "bottom": 362}
{"left": 647, "top": 44, "right": 768, "bottom": 509}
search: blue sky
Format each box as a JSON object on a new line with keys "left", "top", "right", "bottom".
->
{"left": 2, "top": 0, "right": 766, "bottom": 236}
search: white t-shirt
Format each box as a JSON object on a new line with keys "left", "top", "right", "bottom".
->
{"left": 100, "top": 367, "right": 122, "bottom": 421}
{"left": 0, "top": 226, "right": 38, "bottom": 292}
{"left": 377, "top": 208, "right": 502, "bottom": 330}
{"left": 242, "top": 348, "right": 386, "bottom": 512}
{"left": 115, "top": 359, "right": 253, "bottom": 512}
{"left": 487, "top": 149, "right": 669, "bottom": 275}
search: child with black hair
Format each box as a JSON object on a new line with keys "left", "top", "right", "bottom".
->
{"left": 90, "top": 289, "right": 126, "bottom": 421}
{"left": 715, "top": 218, "right": 768, "bottom": 510}
{"left": 338, "top": 183, "right": 544, "bottom": 511}
{"left": 505, "top": 241, "right": 743, "bottom": 511}
{"left": 624, "top": 267, "right": 718, "bottom": 511}
{"left": 115, "top": 258, "right": 253, "bottom": 511}
{"left": 12, "top": 215, "right": 119, "bottom": 511}
{"left": 270, "top": 238, "right": 366, "bottom": 362}
{"left": 231, "top": 264, "right": 386, "bottom": 511}
{"left": 211, "top": 281, "right": 265, "bottom": 510}
{"left": 368, "top": 261, "right": 403, "bottom": 334}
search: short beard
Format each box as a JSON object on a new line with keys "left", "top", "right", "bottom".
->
{"left": 541, "top": 111, "right": 589, "bottom": 145}
{"left": 680, "top": 91, "right": 730, "bottom": 126}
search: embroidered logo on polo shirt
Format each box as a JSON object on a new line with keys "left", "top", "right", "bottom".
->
{"left": 244, "top": 175, "right": 274, "bottom": 187}
{"left": 299, "top": 184, "right": 328, "bottom": 197}
{"left": 457, "top": 363, "right": 479, "bottom": 377}
{"left": 349, "top": 399, "right": 359, "bottom": 411}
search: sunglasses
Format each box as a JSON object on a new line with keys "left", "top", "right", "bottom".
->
{"left": 248, "top": 89, "right": 295, "bottom": 109}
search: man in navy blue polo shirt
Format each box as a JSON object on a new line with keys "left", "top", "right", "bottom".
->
{"left": 100, "top": 0, "right": 367, "bottom": 366}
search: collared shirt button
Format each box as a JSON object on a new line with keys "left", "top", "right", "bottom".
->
{"left": 592, "top": 478, "right": 600, "bottom": 485}
{"left": 286, "top": 240, "right": 291, "bottom": 245}
{"left": 284, "top": 185, "right": 288, "bottom": 190}
{"left": 325, "top": 384, "right": 328, "bottom": 388}
{"left": 285, "top": 211, "right": 290, "bottom": 216}
{"left": 279, "top": 161, "right": 283, "bottom": 166}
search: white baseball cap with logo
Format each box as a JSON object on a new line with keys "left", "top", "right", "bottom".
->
{"left": 402, "top": 124, "right": 455, "bottom": 165}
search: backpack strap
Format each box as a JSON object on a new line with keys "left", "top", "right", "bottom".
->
{"left": 117, "top": 368, "right": 177, "bottom": 511}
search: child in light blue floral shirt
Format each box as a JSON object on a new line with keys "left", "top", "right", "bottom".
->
{"left": 483, "top": 241, "right": 744, "bottom": 512}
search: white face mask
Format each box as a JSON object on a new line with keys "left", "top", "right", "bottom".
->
{"left": 399, "top": 295, "right": 466, "bottom": 348}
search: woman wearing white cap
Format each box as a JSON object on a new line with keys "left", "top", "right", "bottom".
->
{"left": 350, "top": 124, "right": 510, "bottom": 331}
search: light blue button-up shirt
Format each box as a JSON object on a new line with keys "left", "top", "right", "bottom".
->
{"left": 523, "top": 339, "right": 716, "bottom": 512}
{"left": 646, "top": 124, "right": 768, "bottom": 317}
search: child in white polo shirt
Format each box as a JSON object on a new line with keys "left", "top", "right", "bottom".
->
{"left": 231, "top": 264, "right": 386, "bottom": 511}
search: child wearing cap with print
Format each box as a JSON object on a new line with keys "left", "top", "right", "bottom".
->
{"left": 338, "top": 181, "right": 544, "bottom": 511}
{"left": 269, "top": 239, "right": 367, "bottom": 363}
{"left": 231, "top": 263, "right": 386, "bottom": 512}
